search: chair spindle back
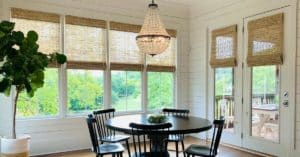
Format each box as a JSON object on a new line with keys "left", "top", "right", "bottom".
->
{"left": 210, "top": 119, "right": 225, "bottom": 156}
{"left": 162, "top": 108, "right": 190, "bottom": 117}
{"left": 86, "top": 116, "right": 100, "bottom": 153}
{"left": 93, "top": 108, "right": 116, "bottom": 140}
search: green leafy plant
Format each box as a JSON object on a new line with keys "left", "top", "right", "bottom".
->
{"left": 0, "top": 21, "right": 67, "bottom": 139}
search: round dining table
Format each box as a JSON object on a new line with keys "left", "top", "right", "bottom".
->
{"left": 106, "top": 113, "right": 212, "bottom": 134}
{"left": 105, "top": 114, "right": 212, "bottom": 157}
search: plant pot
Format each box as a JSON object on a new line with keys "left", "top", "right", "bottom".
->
{"left": 1, "top": 135, "right": 30, "bottom": 157}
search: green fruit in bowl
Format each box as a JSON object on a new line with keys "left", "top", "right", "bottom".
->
{"left": 148, "top": 114, "right": 167, "bottom": 123}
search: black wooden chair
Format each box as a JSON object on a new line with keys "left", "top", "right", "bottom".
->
{"left": 184, "top": 119, "right": 225, "bottom": 157}
{"left": 86, "top": 116, "right": 124, "bottom": 157}
{"left": 129, "top": 122, "right": 172, "bottom": 157}
{"left": 93, "top": 109, "right": 131, "bottom": 157}
{"left": 162, "top": 108, "right": 190, "bottom": 157}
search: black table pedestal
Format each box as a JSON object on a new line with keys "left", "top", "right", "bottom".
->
{"left": 148, "top": 134, "right": 169, "bottom": 157}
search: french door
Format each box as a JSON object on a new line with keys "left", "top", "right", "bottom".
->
{"left": 208, "top": 6, "right": 295, "bottom": 156}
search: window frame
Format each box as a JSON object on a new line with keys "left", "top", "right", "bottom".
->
{"left": 12, "top": 11, "right": 177, "bottom": 119}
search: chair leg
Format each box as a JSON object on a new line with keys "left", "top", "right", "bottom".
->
{"left": 120, "top": 152, "right": 123, "bottom": 157}
{"left": 175, "top": 141, "right": 179, "bottom": 157}
{"left": 181, "top": 141, "right": 186, "bottom": 157}
{"left": 126, "top": 140, "right": 131, "bottom": 157}
{"left": 165, "top": 141, "right": 168, "bottom": 151}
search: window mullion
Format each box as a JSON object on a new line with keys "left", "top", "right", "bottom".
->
{"left": 125, "top": 71, "right": 128, "bottom": 111}
{"left": 104, "top": 21, "right": 111, "bottom": 109}
{"left": 59, "top": 15, "right": 68, "bottom": 118}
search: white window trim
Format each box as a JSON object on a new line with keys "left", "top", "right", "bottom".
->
{"left": 14, "top": 14, "right": 177, "bottom": 120}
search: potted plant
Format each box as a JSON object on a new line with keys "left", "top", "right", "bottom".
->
{"left": 0, "top": 21, "right": 67, "bottom": 156}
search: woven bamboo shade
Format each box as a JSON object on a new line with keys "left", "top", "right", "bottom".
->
{"left": 146, "top": 37, "right": 176, "bottom": 72}
{"left": 65, "top": 16, "right": 106, "bottom": 70}
{"left": 247, "top": 13, "right": 283, "bottom": 66}
{"left": 65, "top": 15, "right": 106, "bottom": 29}
{"left": 110, "top": 22, "right": 144, "bottom": 70}
{"left": 11, "top": 8, "right": 60, "bottom": 56}
{"left": 11, "top": 8, "right": 60, "bottom": 23}
{"left": 210, "top": 25, "right": 237, "bottom": 68}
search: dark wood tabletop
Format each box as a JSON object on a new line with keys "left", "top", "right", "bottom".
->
{"left": 106, "top": 113, "right": 212, "bottom": 134}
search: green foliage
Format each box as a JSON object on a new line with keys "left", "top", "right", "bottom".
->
{"left": 0, "top": 21, "right": 67, "bottom": 97}
{"left": 215, "top": 68, "right": 233, "bottom": 96}
{"left": 252, "top": 66, "right": 277, "bottom": 94}
{"left": 148, "top": 72, "right": 173, "bottom": 110}
{"left": 0, "top": 20, "right": 67, "bottom": 138}
{"left": 214, "top": 66, "right": 277, "bottom": 97}
{"left": 111, "top": 71, "right": 141, "bottom": 111}
{"left": 67, "top": 70, "right": 104, "bottom": 114}
{"left": 18, "top": 69, "right": 58, "bottom": 117}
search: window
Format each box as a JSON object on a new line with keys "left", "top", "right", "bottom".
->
{"left": 11, "top": 8, "right": 178, "bottom": 117}
{"left": 65, "top": 16, "right": 106, "bottom": 114}
{"left": 147, "top": 72, "right": 174, "bottom": 110}
{"left": 111, "top": 71, "right": 142, "bottom": 112}
{"left": 11, "top": 8, "right": 61, "bottom": 118}
{"left": 146, "top": 31, "right": 177, "bottom": 110}
{"left": 67, "top": 70, "right": 104, "bottom": 114}
{"left": 17, "top": 69, "right": 59, "bottom": 118}
{"left": 109, "top": 22, "right": 143, "bottom": 112}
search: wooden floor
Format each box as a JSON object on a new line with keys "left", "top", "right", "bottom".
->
{"left": 38, "top": 136, "right": 264, "bottom": 157}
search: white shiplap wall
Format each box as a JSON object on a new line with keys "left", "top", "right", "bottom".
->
{"left": 0, "top": 0, "right": 190, "bottom": 155}
{"left": 295, "top": 1, "right": 300, "bottom": 154}
{"left": 188, "top": 0, "right": 299, "bottom": 156}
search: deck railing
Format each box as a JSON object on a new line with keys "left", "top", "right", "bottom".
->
{"left": 214, "top": 94, "right": 276, "bottom": 129}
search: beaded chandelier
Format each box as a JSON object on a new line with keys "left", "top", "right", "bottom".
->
{"left": 136, "top": 0, "right": 171, "bottom": 56}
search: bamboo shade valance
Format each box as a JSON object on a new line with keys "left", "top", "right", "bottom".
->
{"left": 66, "top": 61, "right": 106, "bottom": 70}
{"left": 167, "top": 29, "right": 177, "bottom": 38}
{"left": 247, "top": 13, "right": 283, "bottom": 66}
{"left": 11, "top": 8, "right": 60, "bottom": 23}
{"left": 65, "top": 15, "right": 107, "bottom": 29}
{"left": 110, "top": 22, "right": 144, "bottom": 70}
{"left": 109, "top": 21, "right": 177, "bottom": 37}
{"left": 110, "top": 21, "right": 141, "bottom": 33}
{"left": 65, "top": 16, "right": 106, "bottom": 69}
{"left": 210, "top": 25, "right": 237, "bottom": 68}
{"left": 11, "top": 8, "right": 60, "bottom": 55}
{"left": 146, "top": 37, "right": 176, "bottom": 72}
{"left": 110, "top": 63, "right": 144, "bottom": 71}
{"left": 146, "top": 65, "right": 176, "bottom": 72}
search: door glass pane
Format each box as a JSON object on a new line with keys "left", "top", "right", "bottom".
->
{"left": 214, "top": 68, "right": 235, "bottom": 132}
{"left": 251, "top": 66, "right": 279, "bottom": 142}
